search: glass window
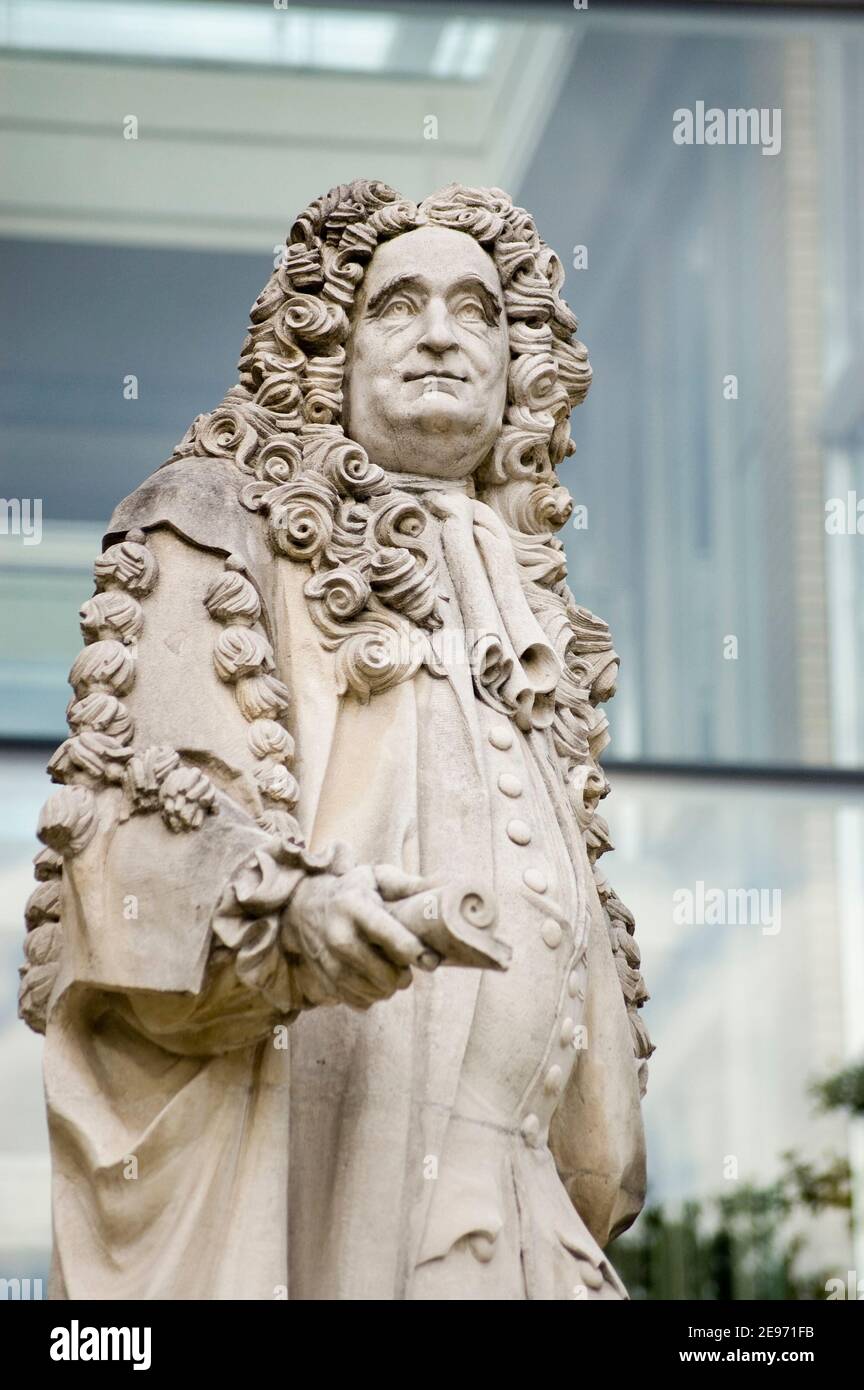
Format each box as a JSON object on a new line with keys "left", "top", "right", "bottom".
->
{"left": 2, "top": 0, "right": 863, "bottom": 1298}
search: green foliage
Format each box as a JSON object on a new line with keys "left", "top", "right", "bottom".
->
{"left": 611, "top": 1150, "right": 852, "bottom": 1301}
{"left": 613, "top": 1060, "right": 862, "bottom": 1298}
{"left": 811, "top": 1061, "right": 864, "bottom": 1117}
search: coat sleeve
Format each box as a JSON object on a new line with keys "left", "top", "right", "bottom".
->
{"left": 19, "top": 523, "right": 342, "bottom": 1055}
{"left": 548, "top": 871, "right": 648, "bottom": 1247}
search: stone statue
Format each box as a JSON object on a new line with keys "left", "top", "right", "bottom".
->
{"left": 20, "top": 181, "right": 653, "bottom": 1300}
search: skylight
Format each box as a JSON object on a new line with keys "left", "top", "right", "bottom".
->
{"left": 0, "top": 0, "right": 501, "bottom": 79}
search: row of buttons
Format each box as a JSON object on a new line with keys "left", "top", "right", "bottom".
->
{"left": 520, "top": 999, "right": 584, "bottom": 1148}
{"left": 521, "top": 986, "right": 586, "bottom": 1147}
{"left": 488, "top": 724, "right": 554, "bottom": 905}
{"left": 487, "top": 720, "right": 583, "bottom": 1148}
{"left": 489, "top": 728, "right": 534, "bottom": 844}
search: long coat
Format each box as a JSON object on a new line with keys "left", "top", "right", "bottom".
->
{"left": 32, "top": 458, "right": 646, "bottom": 1300}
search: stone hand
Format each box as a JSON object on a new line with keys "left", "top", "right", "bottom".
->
{"left": 281, "top": 864, "right": 441, "bottom": 1011}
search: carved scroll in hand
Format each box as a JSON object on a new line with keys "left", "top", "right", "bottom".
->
{"left": 387, "top": 878, "right": 510, "bottom": 971}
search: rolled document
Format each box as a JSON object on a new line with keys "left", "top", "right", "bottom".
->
{"left": 387, "top": 878, "right": 511, "bottom": 971}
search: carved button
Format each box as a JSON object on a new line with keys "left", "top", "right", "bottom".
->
{"left": 522, "top": 867, "right": 548, "bottom": 894}
{"left": 544, "top": 1064, "right": 563, "bottom": 1096}
{"left": 488, "top": 724, "right": 513, "bottom": 751}
{"left": 560, "top": 1017, "right": 575, "bottom": 1047}
{"left": 497, "top": 772, "right": 522, "bottom": 798}
{"left": 567, "top": 970, "right": 581, "bottom": 998}
{"left": 469, "top": 1233, "right": 496, "bottom": 1264}
{"left": 507, "top": 818, "right": 532, "bottom": 846}
{"left": 520, "top": 1113, "right": 541, "bottom": 1148}
{"left": 541, "top": 918, "right": 563, "bottom": 949}
{"left": 576, "top": 1260, "right": 604, "bottom": 1291}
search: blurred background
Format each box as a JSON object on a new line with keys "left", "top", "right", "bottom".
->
{"left": 1, "top": 0, "right": 863, "bottom": 1297}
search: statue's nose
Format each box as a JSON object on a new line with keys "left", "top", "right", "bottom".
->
{"left": 416, "top": 301, "right": 459, "bottom": 354}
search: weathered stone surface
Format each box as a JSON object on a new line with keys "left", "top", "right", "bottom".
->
{"left": 22, "top": 180, "right": 652, "bottom": 1301}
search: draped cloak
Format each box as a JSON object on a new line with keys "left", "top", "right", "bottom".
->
{"left": 39, "top": 458, "right": 646, "bottom": 1300}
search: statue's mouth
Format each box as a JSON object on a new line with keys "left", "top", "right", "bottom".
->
{"left": 402, "top": 369, "right": 467, "bottom": 383}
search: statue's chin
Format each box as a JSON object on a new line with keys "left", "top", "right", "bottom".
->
{"left": 347, "top": 403, "right": 497, "bottom": 479}
{"left": 389, "top": 418, "right": 491, "bottom": 480}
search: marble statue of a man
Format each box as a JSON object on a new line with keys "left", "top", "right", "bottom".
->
{"left": 20, "top": 180, "right": 653, "bottom": 1301}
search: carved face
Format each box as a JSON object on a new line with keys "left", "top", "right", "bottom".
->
{"left": 344, "top": 224, "right": 510, "bottom": 479}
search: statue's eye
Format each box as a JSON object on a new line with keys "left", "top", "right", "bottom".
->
{"left": 455, "top": 297, "right": 486, "bottom": 323}
{"left": 380, "top": 296, "right": 415, "bottom": 319}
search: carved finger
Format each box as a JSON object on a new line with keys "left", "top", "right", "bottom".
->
{"left": 373, "top": 865, "right": 439, "bottom": 903}
{"left": 327, "top": 920, "right": 403, "bottom": 997}
{"left": 293, "top": 957, "right": 339, "bottom": 1008}
{"left": 354, "top": 899, "right": 433, "bottom": 968}
{"left": 315, "top": 943, "right": 384, "bottom": 1010}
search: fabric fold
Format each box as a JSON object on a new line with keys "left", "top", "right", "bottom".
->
{"left": 430, "top": 490, "right": 561, "bottom": 730}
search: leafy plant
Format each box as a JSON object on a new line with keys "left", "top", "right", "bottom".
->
{"left": 811, "top": 1061, "right": 864, "bottom": 1118}
{"left": 611, "top": 1060, "right": 860, "bottom": 1300}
